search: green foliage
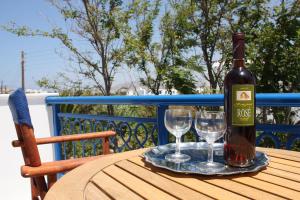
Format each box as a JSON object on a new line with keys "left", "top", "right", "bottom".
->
{"left": 124, "top": 0, "right": 197, "bottom": 94}
{"left": 164, "top": 67, "right": 196, "bottom": 94}
{"left": 37, "top": 72, "right": 98, "bottom": 97}
{"left": 247, "top": 1, "right": 300, "bottom": 93}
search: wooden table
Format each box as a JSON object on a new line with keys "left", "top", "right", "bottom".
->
{"left": 45, "top": 147, "right": 300, "bottom": 200}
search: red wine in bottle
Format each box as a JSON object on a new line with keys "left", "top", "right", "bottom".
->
{"left": 224, "top": 32, "right": 256, "bottom": 167}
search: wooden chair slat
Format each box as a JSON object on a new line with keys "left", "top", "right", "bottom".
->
{"left": 12, "top": 131, "right": 115, "bottom": 147}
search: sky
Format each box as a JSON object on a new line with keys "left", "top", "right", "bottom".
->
{"left": 0, "top": 0, "right": 137, "bottom": 90}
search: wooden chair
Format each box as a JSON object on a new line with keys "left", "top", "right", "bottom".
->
{"left": 8, "top": 89, "right": 116, "bottom": 200}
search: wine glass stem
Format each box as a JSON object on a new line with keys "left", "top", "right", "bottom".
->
{"left": 208, "top": 143, "right": 214, "bottom": 164}
{"left": 175, "top": 137, "right": 181, "bottom": 155}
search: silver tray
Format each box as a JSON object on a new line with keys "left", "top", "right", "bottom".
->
{"left": 143, "top": 142, "right": 269, "bottom": 175}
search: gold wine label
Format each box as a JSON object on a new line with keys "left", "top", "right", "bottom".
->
{"left": 232, "top": 84, "right": 254, "bottom": 126}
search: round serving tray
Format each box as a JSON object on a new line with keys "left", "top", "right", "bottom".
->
{"left": 143, "top": 142, "right": 269, "bottom": 175}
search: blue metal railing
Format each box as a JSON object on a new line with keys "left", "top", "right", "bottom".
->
{"left": 46, "top": 93, "right": 300, "bottom": 160}
{"left": 46, "top": 93, "right": 300, "bottom": 106}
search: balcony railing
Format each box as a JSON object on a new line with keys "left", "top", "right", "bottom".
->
{"left": 46, "top": 93, "right": 300, "bottom": 161}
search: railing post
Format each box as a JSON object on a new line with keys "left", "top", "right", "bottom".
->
{"left": 52, "top": 105, "right": 62, "bottom": 161}
{"left": 157, "top": 105, "right": 168, "bottom": 145}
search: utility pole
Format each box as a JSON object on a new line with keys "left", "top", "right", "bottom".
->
{"left": 21, "top": 50, "right": 25, "bottom": 90}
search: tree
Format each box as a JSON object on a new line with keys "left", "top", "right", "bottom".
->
{"left": 246, "top": 0, "right": 300, "bottom": 124}
{"left": 223, "top": 0, "right": 270, "bottom": 78}
{"left": 216, "top": 0, "right": 300, "bottom": 95}
{"left": 124, "top": 0, "right": 197, "bottom": 95}
{"left": 171, "top": 0, "right": 232, "bottom": 94}
{"left": 3, "top": 0, "right": 130, "bottom": 114}
{"left": 246, "top": 0, "right": 300, "bottom": 94}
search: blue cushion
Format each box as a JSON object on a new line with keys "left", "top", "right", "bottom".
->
{"left": 8, "top": 88, "right": 33, "bottom": 128}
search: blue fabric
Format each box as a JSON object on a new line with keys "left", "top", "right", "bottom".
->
{"left": 8, "top": 88, "right": 33, "bottom": 128}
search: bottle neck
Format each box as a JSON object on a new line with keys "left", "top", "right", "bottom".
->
{"left": 232, "top": 33, "right": 245, "bottom": 68}
{"left": 233, "top": 59, "right": 245, "bottom": 68}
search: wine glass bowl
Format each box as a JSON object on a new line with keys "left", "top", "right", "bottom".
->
{"left": 164, "top": 109, "right": 192, "bottom": 163}
{"left": 195, "top": 111, "right": 226, "bottom": 171}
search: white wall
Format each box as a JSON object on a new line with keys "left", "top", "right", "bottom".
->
{"left": 0, "top": 93, "right": 57, "bottom": 200}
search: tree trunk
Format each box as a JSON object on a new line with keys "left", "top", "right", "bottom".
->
{"left": 262, "top": 107, "right": 267, "bottom": 123}
{"left": 101, "top": 55, "right": 115, "bottom": 115}
{"left": 107, "top": 105, "right": 114, "bottom": 116}
{"left": 284, "top": 107, "right": 291, "bottom": 124}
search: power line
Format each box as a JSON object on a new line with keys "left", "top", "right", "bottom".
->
{"left": 26, "top": 57, "right": 65, "bottom": 63}
{"left": 24, "top": 48, "right": 58, "bottom": 54}
{"left": 27, "top": 60, "right": 70, "bottom": 67}
{"left": 25, "top": 53, "right": 60, "bottom": 57}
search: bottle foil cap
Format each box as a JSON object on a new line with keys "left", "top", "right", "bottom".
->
{"left": 233, "top": 32, "right": 245, "bottom": 59}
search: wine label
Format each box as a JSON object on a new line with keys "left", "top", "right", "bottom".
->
{"left": 232, "top": 84, "right": 254, "bottom": 126}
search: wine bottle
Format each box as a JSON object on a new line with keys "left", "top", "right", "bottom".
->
{"left": 224, "top": 32, "right": 256, "bottom": 167}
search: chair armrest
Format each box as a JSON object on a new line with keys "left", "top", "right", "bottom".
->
{"left": 12, "top": 131, "right": 116, "bottom": 147}
{"left": 21, "top": 154, "right": 111, "bottom": 177}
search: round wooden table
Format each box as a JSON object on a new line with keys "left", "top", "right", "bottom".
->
{"left": 45, "top": 147, "right": 300, "bottom": 200}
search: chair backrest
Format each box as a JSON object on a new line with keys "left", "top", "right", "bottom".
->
{"left": 8, "top": 88, "right": 42, "bottom": 166}
{"left": 8, "top": 89, "right": 47, "bottom": 197}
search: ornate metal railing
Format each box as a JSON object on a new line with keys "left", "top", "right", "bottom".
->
{"left": 46, "top": 94, "right": 300, "bottom": 161}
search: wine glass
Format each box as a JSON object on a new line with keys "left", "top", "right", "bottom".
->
{"left": 164, "top": 109, "right": 192, "bottom": 163}
{"left": 195, "top": 111, "right": 226, "bottom": 171}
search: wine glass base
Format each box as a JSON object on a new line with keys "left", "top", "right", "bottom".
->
{"left": 197, "top": 162, "right": 225, "bottom": 173}
{"left": 165, "top": 153, "right": 191, "bottom": 163}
